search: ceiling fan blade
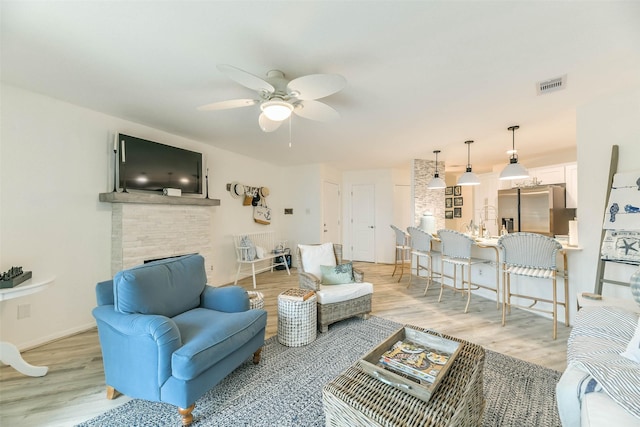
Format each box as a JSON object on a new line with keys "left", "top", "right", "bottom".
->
{"left": 196, "top": 99, "right": 258, "bottom": 111}
{"left": 293, "top": 100, "right": 341, "bottom": 122}
{"left": 287, "top": 74, "right": 346, "bottom": 100}
{"left": 258, "top": 113, "right": 283, "bottom": 132}
{"left": 217, "top": 64, "right": 275, "bottom": 94}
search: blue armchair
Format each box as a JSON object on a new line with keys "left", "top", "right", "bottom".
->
{"left": 92, "top": 254, "right": 267, "bottom": 426}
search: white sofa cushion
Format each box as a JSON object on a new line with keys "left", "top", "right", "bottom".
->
{"left": 582, "top": 391, "right": 640, "bottom": 427}
{"left": 566, "top": 307, "right": 640, "bottom": 423}
{"left": 298, "top": 243, "right": 336, "bottom": 281}
{"left": 316, "top": 282, "right": 373, "bottom": 304}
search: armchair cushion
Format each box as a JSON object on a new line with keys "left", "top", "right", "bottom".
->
{"left": 299, "top": 243, "right": 336, "bottom": 280}
{"left": 114, "top": 254, "right": 206, "bottom": 318}
{"left": 320, "top": 263, "right": 354, "bottom": 285}
{"left": 171, "top": 308, "right": 267, "bottom": 381}
{"left": 316, "top": 282, "right": 374, "bottom": 304}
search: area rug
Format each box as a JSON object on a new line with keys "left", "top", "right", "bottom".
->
{"left": 77, "top": 316, "right": 562, "bottom": 426}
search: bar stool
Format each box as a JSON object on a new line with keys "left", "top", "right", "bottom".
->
{"left": 390, "top": 225, "right": 411, "bottom": 282}
{"left": 406, "top": 226, "right": 439, "bottom": 293}
{"left": 437, "top": 229, "right": 499, "bottom": 313}
{"left": 497, "top": 232, "right": 568, "bottom": 340}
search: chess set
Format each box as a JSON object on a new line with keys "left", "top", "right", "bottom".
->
{"left": 1, "top": 266, "right": 32, "bottom": 289}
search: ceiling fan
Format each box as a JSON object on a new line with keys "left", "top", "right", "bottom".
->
{"left": 197, "top": 64, "right": 347, "bottom": 132}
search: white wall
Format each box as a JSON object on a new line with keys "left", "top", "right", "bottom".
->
{"left": 571, "top": 88, "right": 640, "bottom": 310}
{"left": 0, "top": 84, "right": 285, "bottom": 349}
{"left": 280, "top": 164, "right": 323, "bottom": 263}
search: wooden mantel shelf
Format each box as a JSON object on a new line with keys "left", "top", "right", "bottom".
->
{"left": 99, "top": 192, "right": 220, "bottom": 206}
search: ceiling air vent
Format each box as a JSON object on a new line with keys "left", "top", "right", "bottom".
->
{"left": 536, "top": 74, "right": 567, "bottom": 95}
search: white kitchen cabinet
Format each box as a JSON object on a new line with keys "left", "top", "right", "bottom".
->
{"left": 473, "top": 172, "right": 500, "bottom": 236}
{"left": 529, "top": 165, "right": 565, "bottom": 185}
{"left": 565, "top": 163, "right": 578, "bottom": 209}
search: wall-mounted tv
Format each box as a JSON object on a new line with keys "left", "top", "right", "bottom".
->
{"left": 118, "top": 134, "right": 202, "bottom": 194}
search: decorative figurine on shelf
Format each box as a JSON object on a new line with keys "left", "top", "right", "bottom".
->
{"left": 112, "top": 134, "right": 119, "bottom": 192}
{"left": 205, "top": 168, "right": 209, "bottom": 199}
{"left": 1, "top": 266, "right": 32, "bottom": 289}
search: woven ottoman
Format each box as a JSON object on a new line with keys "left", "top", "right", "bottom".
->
{"left": 248, "top": 291, "right": 265, "bottom": 310}
{"left": 322, "top": 326, "right": 485, "bottom": 426}
{"left": 277, "top": 289, "right": 317, "bottom": 347}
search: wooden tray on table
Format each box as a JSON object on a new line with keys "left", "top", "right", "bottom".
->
{"left": 358, "top": 326, "right": 461, "bottom": 402}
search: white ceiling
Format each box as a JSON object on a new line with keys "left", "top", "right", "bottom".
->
{"left": 2, "top": 1, "right": 639, "bottom": 173}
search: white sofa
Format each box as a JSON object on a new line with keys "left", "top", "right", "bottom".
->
{"left": 556, "top": 306, "right": 640, "bottom": 426}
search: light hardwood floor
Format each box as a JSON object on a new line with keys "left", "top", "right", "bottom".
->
{"left": 0, "top": 262, "right": 571, "bottom": 426}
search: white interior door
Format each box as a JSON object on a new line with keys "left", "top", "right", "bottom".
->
{"left": 351, "top": 184, "right": 375, "bottom": 262}
{"left": 322, "top": 181, "right": 341, "bottom": 244}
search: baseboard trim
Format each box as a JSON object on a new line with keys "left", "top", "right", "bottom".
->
{"left": 17, "top": 321, "right": 97, "bottom": 352}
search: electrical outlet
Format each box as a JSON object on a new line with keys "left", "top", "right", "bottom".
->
{"left": 17, "top": 304, "right": 31, "bottom": 320}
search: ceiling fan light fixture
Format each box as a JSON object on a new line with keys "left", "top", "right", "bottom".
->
{"left": 457, "top": 140, "right": 480, "bottom": 186}
{"left": 499, "top": 125, "right": 529, "bottom": 180}
{"left": 427, "top": 150, "right": 447, "bottom": 189}
{"left": 261, "top": 99, "right": 293, "bottom": 121}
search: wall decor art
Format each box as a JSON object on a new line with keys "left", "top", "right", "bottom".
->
{"left": 445, "top": 186, "right": 454, "bottom": 196}
{"left": 454, "top": 186, "right": 462, "bottom": 196}
{"left": 454, "top": 197, "right": 463, "bottom": 207}
{"left": 445, "top": 210, "right": 454, "bottom": 219}
{"left": 454, "top": 207, "right": 462, "bottom": 218}
{"left": 445, "top": 198, "right": 453, "bottom": 208}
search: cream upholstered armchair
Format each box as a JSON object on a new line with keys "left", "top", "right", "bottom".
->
{"left": 296, "top": 243, "right": 373, "bottom": 333}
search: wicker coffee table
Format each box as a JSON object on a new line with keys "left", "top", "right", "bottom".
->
{"left": 322, "top": 326, "right": 485, "bottom": 426}
{"left": 277, "top": 289, "right": 317, "bottom": 347}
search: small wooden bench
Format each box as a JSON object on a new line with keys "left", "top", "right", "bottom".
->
{"left": 233, "top": 232, "right": 290, "bottom": 289}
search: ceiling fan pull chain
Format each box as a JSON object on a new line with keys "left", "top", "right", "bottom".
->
{"left": 289, "top": 116, "right": 292, "bottom": 148}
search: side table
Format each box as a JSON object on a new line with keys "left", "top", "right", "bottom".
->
{"left": 248, "top": 291, "right": 265, "bottom": 310}
{"left": 322, "top": 326, "right": 485, "bottom": 426}
{"left": 0, "top": 276, "right": 55, "bottom": 377}
{"left": 277, "top": 289, "right": 317, "bottom": 347}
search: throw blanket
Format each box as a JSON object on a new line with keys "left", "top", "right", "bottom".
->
{"left": 567, "top": 306, "right": 640, "bottom": 419}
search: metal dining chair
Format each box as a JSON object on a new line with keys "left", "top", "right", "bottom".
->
{"left": 437, "top": 229, "right": 499, "bottom": 313}
{"left": 497, "top": 232, "right": 568, "bottom": 340}
{"left": 390, "top": 225, "right": 411, "bottom": 282}
{"left": 406, "top": 226, "right": 439, "bottom": 294}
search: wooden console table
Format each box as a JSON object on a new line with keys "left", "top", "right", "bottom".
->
{"left": 0, "top": 276, "right": 55, "bottom": 376}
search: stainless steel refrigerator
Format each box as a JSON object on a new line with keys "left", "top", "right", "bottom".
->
{"left": 497, "top": 185, "right": 576, "bottom": 236}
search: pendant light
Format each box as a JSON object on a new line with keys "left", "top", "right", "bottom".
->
{"left": 427, "top": 150, "right": 446, "bottom": 189}
{"left": 457, "top": 140, "right": 480, "bottom": 186}
{"left": 499, "top": 125, "right": 529, "bottom": 180}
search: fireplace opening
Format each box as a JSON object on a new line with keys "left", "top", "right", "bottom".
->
{"left": 144, "top": 253, "right": 197, "bottom": 264}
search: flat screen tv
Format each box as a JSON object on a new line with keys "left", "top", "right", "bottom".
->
{"left": 118, "top": 134, "right": 202, "bottom": 194}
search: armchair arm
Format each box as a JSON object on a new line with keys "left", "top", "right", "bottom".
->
{"left": 200, "top": 285, "right": 249, "bottom": 312}
{"left": 92, "top": 305, "right": 181, "bottom": 399}
{"left": 96, "top": 280, "right": 114, "bottom": 306}
{"left": 298, "top": 271, "right": 321, "bottom": 291}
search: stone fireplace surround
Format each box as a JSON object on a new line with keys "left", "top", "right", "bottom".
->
{"left": 101, "top": 192, "right": 219, "bottom": 283}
